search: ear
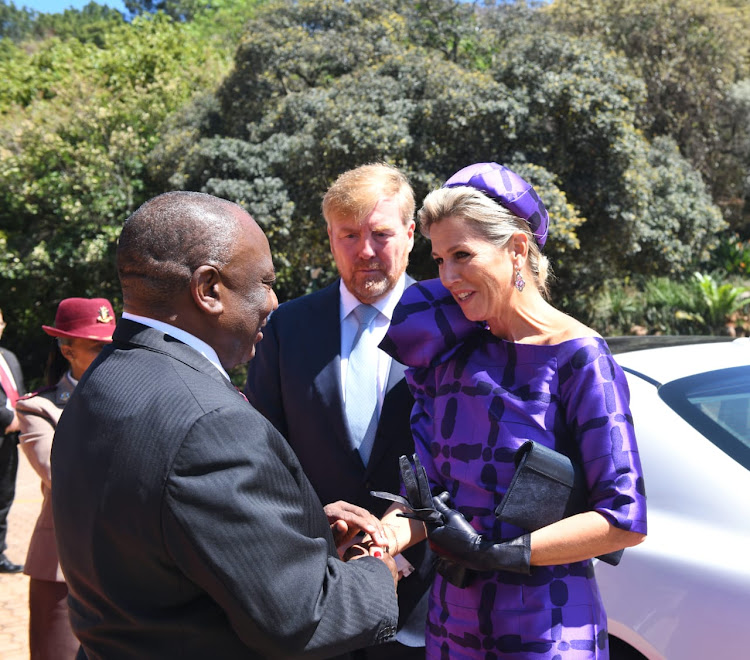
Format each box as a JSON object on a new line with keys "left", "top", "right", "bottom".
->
{"left": 510, "top": 232, "right": 529, "bottom": 269}
{"left": 60, "top": 343, "right": 75, "bottom": 362}
{"left": 326, "top": 223, "right": 334, "bottom": 254}
{"left": 406, "top": 219, "right": 416, "bottom": 253}
{"left": 190, "top": 265, "right": 224, "bottom": 316}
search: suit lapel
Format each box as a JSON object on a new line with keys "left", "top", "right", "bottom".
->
{"left": 309, "top": 283, "right": 355, "bottom": 455}
{"left": 113, "top": 320, "right": 230, "bottom": 388}
{"left": 114, "top": 320, "right": 248, "bottom": 408}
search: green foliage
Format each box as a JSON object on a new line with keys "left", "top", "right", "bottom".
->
{"left": 124, "top": 0, "right": 200, "bottom": 21}
{"left": 547, "top": 0, "right": 750, "bottom": 234}
{"left": 692, "top": 272, "right": 750, "bottom": 331}
{"left": 584, "top": 279, "right": 642, "bottom": 335}
{"left": 2, "top": 0, "right": 748, "bottom": 381}
{"left": 0, "top": 1, "right": 124, "bottom": 43}
{"left": 579, "top": 273, "right": 750, "bottom": 336}
{"left": 709, "top": 233, "right": 750, "bottom": 276}
{"left": 124, "top": 0, "right": 261, "bottom": 30}
{"left": 164, "top": 0, "right": 722, "bottom": 298}
{"left": 0, "top": 11, "right": 233, "bottom": 379}
{"left": 488, "top": 29, "right": 726, "bottom": 283}
{"left": 0, "top": 1, "right": 36, "bottom": 40}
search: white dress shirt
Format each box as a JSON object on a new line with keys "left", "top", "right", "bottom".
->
{"left": 122, "top": 312, "right": 231, "bottom": 381}
{"left": 339, "top": 274, "right": 407, "bottom": 411}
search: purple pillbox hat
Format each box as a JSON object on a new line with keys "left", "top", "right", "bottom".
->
{"left": 443, "top": 162, "right": 549, "bottom": 248}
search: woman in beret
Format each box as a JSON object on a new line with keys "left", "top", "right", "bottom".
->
{"left": 358, "top": 163, "right": 648, "bottom": 659}
{"left": 16, "top": 297, "right": 115, "bottom": 660}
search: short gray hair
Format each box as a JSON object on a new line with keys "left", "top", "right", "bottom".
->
{"left": 117, "top": 191, "right": 242, "bottom": 312}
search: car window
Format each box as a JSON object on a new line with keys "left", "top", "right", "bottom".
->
{"left": 659, "top": 366, "right": 750, "bottom": 471}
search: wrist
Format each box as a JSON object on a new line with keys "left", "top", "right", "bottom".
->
{"left": 382, "top": 523, "right": 400, "bottom": 555}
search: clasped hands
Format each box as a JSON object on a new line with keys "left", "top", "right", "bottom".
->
{"left": 323, "top": 500, "right": 399, "bottom": 588}
{"left": 372, "top": 454, "right": 532, "bottom": 586}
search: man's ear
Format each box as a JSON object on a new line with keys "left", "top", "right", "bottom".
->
{"left": 406, "top": 219, "right": 416, "bottom": 253}
{"left": 191, "top": 265, "right": 224, "bottom": 316}
{"left": 326, "top": 223, "right": 334, "bottom": 255}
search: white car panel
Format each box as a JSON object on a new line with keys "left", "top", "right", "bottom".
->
{"left": 613, "top": 337, "right": 750, "bottom": 382}
{"left": 596, "top": 338, "right": 750, "bottom": 659}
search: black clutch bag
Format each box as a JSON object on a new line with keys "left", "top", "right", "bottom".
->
{"left": 494, "top": 441, "right": 624, "bottom": 566}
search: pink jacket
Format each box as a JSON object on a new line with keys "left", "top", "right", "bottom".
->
{"left": 16, "top": 373, "right": 75, "bottom": 582}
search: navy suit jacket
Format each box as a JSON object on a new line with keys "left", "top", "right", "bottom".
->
{"left": 51, "top": 320, "right": 398, "bottom": 659}
{"left": 245, "top": 277, "right": 433, "bottom": 647}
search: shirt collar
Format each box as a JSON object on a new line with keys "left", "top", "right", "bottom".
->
{"left": 339, "top": 273, "right": 407, "bottom": 323}
{"left": 121, "top": 312, "right": 231, "bottom": 381}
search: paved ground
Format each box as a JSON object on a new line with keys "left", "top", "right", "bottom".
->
{"left": 1, "top": 446, "right": 42, "bottom": 660}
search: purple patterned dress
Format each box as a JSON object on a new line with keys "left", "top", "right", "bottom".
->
{"left": 381, "top": 280, "right": 647, "bottom": 660}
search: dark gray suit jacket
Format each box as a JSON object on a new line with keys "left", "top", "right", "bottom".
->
{"left": 0, "top": 345, "right": 25, "bottom": 433}
{"left": 245, "top": 278, "right": 432, "bottom": 648}
{"left": 51, "top": 320, "right": 398, "bottom": 659}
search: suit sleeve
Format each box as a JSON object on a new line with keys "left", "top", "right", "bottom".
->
{"left": 161, "top": 408, "right": 398, "bottom": 658}
{"left": 10, "top": 351, "right": 26, "bottom": 397}
{"left": 16, "top": 399, "right": 54, "bottom": 490}
{"left": 245, "top": 314, "right": 288, "bottom": 438}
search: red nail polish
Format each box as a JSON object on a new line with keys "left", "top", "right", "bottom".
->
{"left": 372, "top": 550, "right": 383, "bottom": 559}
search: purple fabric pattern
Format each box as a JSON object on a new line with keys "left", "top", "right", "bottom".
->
{"left": 381, "top": 280, "right": 647, "bottom": 659}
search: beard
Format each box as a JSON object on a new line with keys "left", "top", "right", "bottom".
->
{"left": 344, "top": 266, "right": 396, "bottom": 304}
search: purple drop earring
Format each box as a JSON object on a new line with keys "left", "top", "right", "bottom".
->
{"left": 514, "top": 268, "right": 525, "bottom": 292}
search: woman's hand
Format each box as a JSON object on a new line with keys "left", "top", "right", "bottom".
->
{"left": 343, "top": 540, "right": 399, "bottom": 591}
{"left": 429, "top": 492, "right": 531, "bottom": 575}
{"left": 323, "top": 500, "right": 388, "bottom": 554}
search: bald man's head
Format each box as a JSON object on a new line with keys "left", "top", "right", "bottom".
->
{"left": 117, "top": 191, "right": 243, "bottom": 314}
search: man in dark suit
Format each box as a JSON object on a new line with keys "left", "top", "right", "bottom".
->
{"left": 51, "top": 191, "right": 400, "bottom": 659}
{"left": 245, "top": 164, "right": 432, "bottom": 659}
{"left": 0, "top": 307, "right": 26, "bottom": 573}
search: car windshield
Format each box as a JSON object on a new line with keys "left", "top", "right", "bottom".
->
{"left": 659, "top": 366, "right": 750, "bottom": 471}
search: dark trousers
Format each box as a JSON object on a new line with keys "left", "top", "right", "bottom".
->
{"left": 29, "top": 578, "right": 79, "bottom": 660}
{"left": 0, "top": 433, "right": 19, "bottom": 554}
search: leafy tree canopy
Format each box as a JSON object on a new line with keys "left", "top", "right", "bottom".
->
{"left": 0, "top": 0, "right": 744, "bottom": 384}
{"left": 0, "top": 0, "right": 124, "bottom": 43}
{"left": 161, "top": 0, "right": 723, "bottom": 302}
{"left": 0, "top": 10, "right": 234, "bottom": 379}
{"left": 547, "top": 0, "right": 750, "bottom": 232}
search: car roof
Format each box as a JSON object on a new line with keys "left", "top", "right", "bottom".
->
{"left": 609, "top": 336, "right": 750, "bottom": 385}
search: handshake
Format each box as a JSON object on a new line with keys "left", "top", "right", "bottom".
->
{"left": 372, "top": 455, "right": 531, "bottom": 587}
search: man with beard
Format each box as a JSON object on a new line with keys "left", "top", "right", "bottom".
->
{"left": 246, "top": 163, "right": 431, "bottom": 659}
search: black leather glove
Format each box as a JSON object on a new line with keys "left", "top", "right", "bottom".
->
{"left": 371, "top": 454, "right": 443, "bottom": 525}
{"left": 428, "top": 492, "right": 532, "bottom": 575}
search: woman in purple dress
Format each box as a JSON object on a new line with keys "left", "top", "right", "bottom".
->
{"left": 356, "top": 163, "right": 647, "bottom": 659}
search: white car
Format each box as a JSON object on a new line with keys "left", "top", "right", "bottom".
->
{"left": 597, "top": 336, "right": 750, "bottom": 660}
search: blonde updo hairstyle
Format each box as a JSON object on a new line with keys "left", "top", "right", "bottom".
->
{"left": 418, "top": 186, "right": 551, "bottom": 298}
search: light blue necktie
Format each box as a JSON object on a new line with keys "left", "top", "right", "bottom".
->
{"left": 345, "top": 304, "right": 380, "bottom": 465}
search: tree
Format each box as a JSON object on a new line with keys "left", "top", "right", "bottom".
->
{"left": 0, "top": 12, "right": 232, "bottom": 382}
{"left": 161, "top": 0, "right": 721, "bottom": 301}
{"left": 547, "top": 0, "right": 750, "bottom": 234}
{"left": 484, "top": 28, "right": 725, "bottom": 285}
{"left": 0, "top": 1, "right": 124, "bottom": 44}
{"left": 0, "top": 0, "right": 36, "bottom": 41}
